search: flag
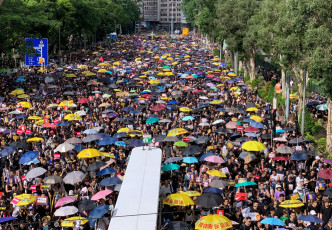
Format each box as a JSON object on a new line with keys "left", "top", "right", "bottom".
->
{"left": 99, "top": 56, "right": 104, "bottom": 62}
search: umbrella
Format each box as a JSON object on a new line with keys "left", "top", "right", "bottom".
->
{"left": 63, "top": 171, "right": 86, "bottom": 184}
{"left": 161, "top": 164, "right": 180, "bottom": 171}
{"left": 235, "top": 181, "right": 257, "bottom": 187}
{"left": 199, "top": 152, "right": 214, "bottom": 161}
{"left": 289, "top": 138, "right": 304, "bottom": 144}
{"left": 77, "top": 149, "right": 101, "bottom": 159}
{"left": 74, "top": 144, "right": 86, "bottom": 151}
{"left": 146, "top": 117, "right": 159, "bottom": 124}
{"left": 204, "top": 187, "right": 223, "bottom": 194}
{"left": 180, "top": 191, "right": 202, "bottom": 197}
{"left": 164, "top": 157, "right": 183, "bottom": 164}
{"left": 54, "top": 206, "right": 78, "bottom": 217}
{"left": 25, "top": 167, "right": 47, "bottom": 180}
{"left": 97, "top": 168, "right": 116, "bottom": 176}
{"left": 205, "top": 156, "right": 225, "bottom": 164}
{"left": 83, "top": 129, "right": 98, "bottom": 135}
{"left": 91, "top": 190, "right": 113, "bottom": 200}
{"left": 11, "top": 194, "right": 36, "bottom": 206}
{"left": 61, "top": 217, "right": 89, "bottom": 227}
{"left": 55, "top": 196, "right": 77, "bottom": 208}
{"left": 83, "top": 134, "right": 100, "bottom": 143}
{"left": 290, "top": 153, "right": 308, "bottom": 161}
{"left": 317, "top": 169, "right": 332, "bottom": 179}
{"left": 88, "top": 161, "right": 106, "bottom": 171}
{"left": 43, "top": 175, "right": 63, "bottom": 184}
{"left": 276, "top": 146, "right": 293, "bottom": 154}
{"left": 128, "top": 139, "right": 144, "bottom": 147}
{"left": 0, "top": 146, "right": 16, "bottom": 157}
{"left": 167, "top": 128, "right": 188, "bottom": 136}
{"left": 273, "top": 157, "right": 290, "bottom": 161}
{"left": 298, "top": 215, "right": 323, "bottom": 223}
{"left": 209, "top": 180, "right": 228, "bottom": 189}
{"left": 174, "top": 141, "right": 188, "bottom": 147}
{"left": 260, "top": 218, "right": 285, "bottom": 226}
{"left": 182, "top": 157, "right": 198, "bottom": 164}
{"left": 19, "top": 151, "right": 39, "bottom": 164}
{"left": 0, "top": 217, "right": 18, "bottom": 224}
{"left": 88, "top": 205, "right": 109, "bottom": 227}
{"left": 239, "top": 152, "right": 257, "bottom": 161}
{"left": 181, "top": 145, "right": 203, "bottom": 156}
{"left": 242, "top": 141, "right": 265, "bottom": 151}
{"left": 279, "top": 200, "right": 304, "bottom": 208}
{"left": 196, "top": 136, "right": 211, "bottom": 144}
{"left": 65, "top": 137, "right": 83, "bottom": 144}
{"left": 55, "top": 143, "right": 75, "bottom": 153}
{"left": 163, "top": 136, "right": 180, "bottom": 142}
{"left": 99, "top": 177, "right": 122, "bottom": 186}
{"left": 78, "top": 200, "right": 97, "bottom": 212}
{"left": 195, "top": 214, "right": 232, "bottom": 230}
{"left": 206, "top": 170, "right": 226, "bottom": 178}
{"left": 182, "top": 116, "right": 195, "bottom": 121}
{"left": 323, "top": 187, "right": 332, "bottom": 198}
{"left": 165, "top": 221, "right": 193, "bottom": 230}
{"left": 163, "top": 193, "right": 194, "bottom": 206}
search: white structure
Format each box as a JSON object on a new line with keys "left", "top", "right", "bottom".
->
{"left": 109, "top": 147, "right": 162, "bottom": 230}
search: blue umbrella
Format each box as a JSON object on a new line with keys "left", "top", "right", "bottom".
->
{"left": 199, "top": 152, "right": 214, "bottom": 161}
{"left": 99, "top": 177, "right": 122, "bottom": 186}
{"left": 168, "top": 100, "right": 179, "bottom": 105}
{"left": 97, "top": 133, "right": 110, "bottom": 139}
{"left": 0, "top": 216, "right": 18, "bottom": 223}
{"left": 115, "top": 141, "right": 127, "bottom": 147}
{"left": 204, "top": 187, "right": 223, "bottom": 194}
{"left": 97, "top": 168, "right": 117, "bottom": 176}
{"left": 182, "top": 116, "right": 195, "bottom": 121}
{"left": 290, "top": 153, "right": 308, "bottom": 161}
{"left": 260, "top": 218, "right": 285, "bottom": 226}
{"left": 0, "top": 146, "right": 16, "bottom": 157}
{"left": 15, "top": 115, "right": 28, "bottom": 120}
{"left": 182, "top": 157, "right": 198, "bottom": 164}
{"left": 166, "top": 105, "right": 177, "bottom": 110}
{"left": 276, "top": 129, "right": 285, "bottom": 133}
{"left": 74, "top": 144, "right": 86, "bottom": 151}
{"left": 243, "top": 118, "right": 255, "bottom": 123}
{"left": 244, "top": 133, "right": 258, "bottom": 137}
{"left": 19, "top": 151, "right": 39, "bottom": 164}
{"left": 113, "top": 132, "right": 127, "bottom": 138}
{"left": 88, "top": 205, "right": 109, "bottom": 228}
{"left": 3, "top": 129, "right": 15, "bottom": 134}
{"left": 129, "top": 110, "right": 140, "bottom": 114}
{"left": 57, "top": 122, "right": 70, "bottom": 126}
{"left": 250, "top": 121, "right": 265, "bottom": 129}
{"left": 98, "top": 137, "right": 117, "bottom": 146}
{"left": 128, "top": 139, "right": 144, "bottom": 147}
{"left": 298, "top": 215, "right": 323, "bottom": 223}
{"left": 23, "top": 158, "right": 40, "bottom": 165}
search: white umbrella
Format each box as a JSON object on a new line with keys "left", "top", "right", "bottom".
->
{"left": 83, "top": 129, "right": 97, "bottom": 135}
{"left": 54, "top": 206, "right": 78, "bottom": 216}
{"left": 43, "top": 175, "right": 63, "bottom": 184}
{"left": 63, "top": 171, "right": 86, "bottom": 185}
{"left": 199, "top": 122, "right": 210, "bottom": 127}
{"left": 26, "top": 167, "right": 47, "bottom": 180}
{"left": 55, "top": 143, "right": 75, "bottom": 153}
{"left": 75, "top": 110, "right": 86, "bottom": 116}
{"left": 212, "top": 119, "right": 225, "bottom": 125}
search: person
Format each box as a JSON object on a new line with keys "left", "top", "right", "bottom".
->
{"left": 319, "top": 200, "right": 332, "bottom": 225}
{"left": 160, "top": 180, "right": 173, "bottom": 200}
{"left": 324, "top": 218, "right": 332, "bottom": 230}
{"left": 95, "top": 216, "right": 109, "bottom": 230}
{"left": 240, "top": 217, "right": 254, "bottom": 230}
{"left": 285, "top": 212, "right": 298, "bottom": 229}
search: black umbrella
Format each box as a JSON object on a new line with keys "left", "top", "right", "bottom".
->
{"left": 78, "top": 200, "right": 97, "bottom": 212}
{"left": 87, "top": 161, "right": 106, "bottom": 171}
{"left": 181, "top": 145, "right": 203, "bottom": 156}
{"left": 196, "top": 193, "right": 222, "bottom": 208}
{"left": 236, "top": 137, "right": 250, "bottom": 142}
{"left": 196, "top": 136, "right": 210, "bottom": 144}
{"left": 163, "top": 136, "right": 179, "bottom": 142}
{"left": 284, "top": 127, "right": 295, "bottom": 132}
{"left": 209, "top": 180, "right": 229, "bottom": 189}
{"left": 215, "top": 128, "right": 233, "bottom": 134}
{"left": 9, "top": 141, "right": 27, "bottom": 149}
{"left": 261, "top": 134, "right": 272, "bottom": 140}
{"left": 154, "top": 135, "right": 166, "bottom": 142}
{"left": 165, "top": 221, "right": 193, "bottom": 230}
{"left": 164, "top": 157, "right": 183, "bottom": 164}
{"left": 323, "top": 187, "right": 332, "bottom": 198}
{"left": 298, "top": 150, "right": 314, "bottom": 155}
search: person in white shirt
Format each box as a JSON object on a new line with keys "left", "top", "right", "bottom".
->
{"left": 95, "top": 217, "right": 109, "bottom": 230}
{"left": 160, "top": 180, "right": 173, "bottom": 200}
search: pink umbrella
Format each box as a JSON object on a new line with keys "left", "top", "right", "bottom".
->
{"left": 226, "top": 121, "right": 238, "bottom": 129}
{"left": 318, "top": 169, "right": 332, "bottom": 179}
{"left": 273, "top": 137, "right": 288, "bottom": 142}
{"left": 100, "top": 159, "right": 115, "bottom": 170}
{"left": 91, "top": 190, "right": 113, "bottom": 201}
{"left": 205, "top": 156, "right": 225, "bottom": 164}
{"left": 55, "top": 196, "right": 77, "bottom": 208}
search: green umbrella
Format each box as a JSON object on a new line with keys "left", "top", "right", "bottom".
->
{"left": 161, "top": 164, "right": 180, "bottom": 172}
{"left": 146, "top": 117, "right": 159, "bottom": 124}
{"left": 163, "top": 65, "right": 171, "bottom": 69}
{"left": 316, "top": 104, "right": 328, "bottom": 111}
{"left": 174, "top": 141, "right": 188, "bottom": 147}
{"left": 234, "top": 181, "right": 257, "bottom": 187}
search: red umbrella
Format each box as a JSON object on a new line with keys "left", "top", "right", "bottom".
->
{"left": 141, "top": 94, "right": 151, "bottom": 98}
{"left": 318, "top": 169, "right": 332, "bottom": 179}
{"left": 42, "top": 123, "right": 56, "bottom": 128}
{"left": 193, "top": 90, "right": 203, "bottom": 94}
{"left": 151, "top": 105, "right": 166, "bottom": 112}
{"left": 78, "top": 98, "right": 89, "bottom": 104}
{"left": 245, "top": 126, "right": 259, "bottom": 132}
{"left": 273, "top": 157, "right": 290, "bottom": 161}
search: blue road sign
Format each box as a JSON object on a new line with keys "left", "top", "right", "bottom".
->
{"left": 25, "top": 38, "right": 48, "bottom": 66}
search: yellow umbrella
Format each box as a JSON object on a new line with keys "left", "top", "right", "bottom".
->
{"left": 196, "top": 214, "right": 232, "bottom": 230}
{"left": 100, "top": 152, "right": 115, "bottom": 159}
{"left": 184, "top": 55, "right": 190, "bottom": 58}
{"left": 161, "top": 97, "right": 171, "bottom": 101}
{"left": 280, "top": 200, "right": 304, "bottom": 208}
{"left": 210, "top": 100, "right": 223, "bottom": 105}
{"left": 78, "top": 65, "right": 87, "bottom": 69}
{"left": 10, "top": 89, "right": 25, "bottom": 95}
{"left": 206, "top": 170, "right": 226, "bottom": 178}
{"left": 139, "top": 75, "right": 147, "bottom": 78}
{"left": 17, "top": 102, "right": 32, "bottom": 108}
{"left": 230, "top": 87, "right": 238, "bottom": 91}
{"left": 64, "top": 114, "right": 82, "bottom": 121}
{"left": 179, "top": 107, "right": 192, "bottom": 112}
{"left": 66, "top": 74, "right": 76, "bottom": 78}
{"left": 216, "top": 84, "right": 224, "bottom": 87}
{"left": 117, "top": 127, "right": 133, "bottom": 133}
{"left": 212, "top": 57, "right": 221, "bottom": 61}
{"left": 149, "top": 79, "right": 160, "bottom": 85}
{"left": 77, "top": 149, "right": 101, "bottom": 159}
{"left": 180, "top": 191, "right": 201, "bottom": 197}
{"left": 98, "top": 63, "right": 109, "bottom": 67}
{"left": 27, "top": 137, "right": 44, "bottom": 142}
{"left": 153, "top": 56, "right": 160, "bottom": 59}
{"left": 163, "top": 193, "right": 194, "bottom": 206}
{"left": 97, "top": 69, "right": 107, "bottom": 73}
{"left": 11, "top": 194, "right": 36, "bottom": 206}
{"left": 28, "top": 116, "right": 42, "bottom": 120}
{"left": 228, "top": 73, "right": 237, "bottom": 77}
{"left": 242, "top": 141, "right": 265, "bottom": 152}
{"left": 92, "top": 51, "right": 98, "bottom": 54}
{"left": 165, "top": 72, "right": 174, "bottom": 76}
{"left": 17, "top": 94, "right": 29, "bottom": 99}
{"left": 157, "top": 72, "right": 165, "bottom": 76}
{"left": 58, "top": 100, "right": 73, "bottom": 107}
{"left": 167, "top": 128, "right": 188, "bottom": 137}
{"left": 35, "top": 120, "right": 44, "bottom": 125}
{"left": 61, "top": 217, "right": 89, "bottom": 227}
{"left": 246, "top": 107, "right": 258, "bottom": 112}
{"left": 220, "top": 76, "right": 231, "bottom": 80}
{"left": 113, "top": 61, "right": 121, "bottom": 66}
{"left": 250, "top": 115, "right": 263, "bottom": 122}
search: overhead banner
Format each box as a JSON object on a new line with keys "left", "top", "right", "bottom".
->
{"left": 25, "top": 38, "right": 48, "bottom": 66}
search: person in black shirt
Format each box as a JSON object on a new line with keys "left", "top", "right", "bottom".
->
{"left": 319, "top": 200, "right": 332, "bottom": 225}
{"left": 240, "top": 217, "right": 254, "bottom": 230}
{"left": 285, "top": 212, "right": 298, "bottom": 229}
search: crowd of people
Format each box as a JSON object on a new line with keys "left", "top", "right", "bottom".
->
{"left": 0, "top": 34, "right": 330, "bottom": 230}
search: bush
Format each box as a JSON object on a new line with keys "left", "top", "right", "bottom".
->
{"left": 317, "top": 138, "right": 326, "bottom": 153}
{"left": 239, "top": 70, "right": 244, "bottom": 76}
{"left": 251, "top": 78, "right": 260, "bottom": 89}
{"left": 311, "top": 123, "right": 325, "bottom": 136}
{"left": 305, "top": 133, "right": 316, "bottom": 142}
{"left": 317, "top": 118, "right": 324, "bottom": 126}
{"left": 244, "top": 75, "right": 250, "bottom": 83}
{"left": 258, "top": 89, "right": 265, "bottom": 98}
{"left": 213, "top": 48, "right": 220, "bottom": 58}
{"left": 327, "top": 154, "right": 332, "bottom": 159}
{"left": 299, "top": 106, "right": 315, "bottom": 134}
